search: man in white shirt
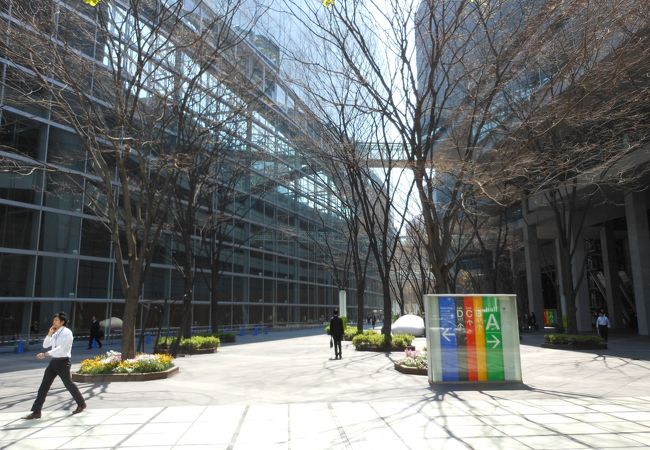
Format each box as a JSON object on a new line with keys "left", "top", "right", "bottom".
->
{"left": 596, "top": 310, "right": 611, "bottom": 342}
{"left": 22, "top": 311, "right": 87, "bottom": 420}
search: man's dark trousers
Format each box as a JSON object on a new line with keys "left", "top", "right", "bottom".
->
{"left": 333, "top": 337, "right": 342, "bottom": 358}
{"left": 598, "top": 325, "right": 608, "bottom": 341}
{"left": 31, "top": 358, "right": 84, "bottom": 413}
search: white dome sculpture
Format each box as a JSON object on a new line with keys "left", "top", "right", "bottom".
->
{"left": 391, "top": 314, "right": 425, "bottom": 336}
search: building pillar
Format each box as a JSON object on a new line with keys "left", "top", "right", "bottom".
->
{"left": 572, "top": 234, "right": 592, "bottom": 332}
{"left": 600, "top": 224, "right": 622, "bottom": 328}
{"left": 625, "top": 191, "right": 650, "bottom": 336}
{"left": 523, "top": 223, "right": 545, "bottom": 327}
{"left": 339, "top": 290, "right": 347, "bottom": 318}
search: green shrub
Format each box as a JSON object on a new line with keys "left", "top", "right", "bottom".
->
{"left": 544, "top": 334, "right": 604, "bottom": 345}
{"left": 156, "top": 335, "right": 220, "bottom": 352}
{"left": 216, "top": 332, "right": 236, "bottom": 343}
{"left": 392, "top": 334, "right": 414, "bottom": 348}
{"left": 352, "top": 332, "right": 415, "bottom": 350}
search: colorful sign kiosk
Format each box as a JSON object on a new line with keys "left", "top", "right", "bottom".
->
{"left": 424, "top": 294, "right": 522, "bottom": 384}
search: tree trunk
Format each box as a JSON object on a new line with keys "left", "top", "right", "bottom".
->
{"left": 558, "top": 242, "right": 578, "bottom": 333}
{"left": 381, "top": 280, "right": 392, "bottom": 337}
{"left": 356, "top": 287, "right": 364, "bottom": 334}
{"left": 121, "top": 285, "right": 141, "bottom": 360}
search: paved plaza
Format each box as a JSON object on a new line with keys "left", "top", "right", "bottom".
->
{"left": 1, "top": 329, "right": 650, "bottom": 449}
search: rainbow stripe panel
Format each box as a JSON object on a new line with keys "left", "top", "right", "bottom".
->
{"left": 425, "top": 295, "right": 522, "bottom": 383}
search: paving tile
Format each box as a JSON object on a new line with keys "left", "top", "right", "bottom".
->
{"left": 595, "top": 421, "right": 650, "bottom": 433}
{"left": 609, "top": 411, "right": 650, "bottom": 421}
{"left": 289, "top": 438, "right": 347, "bottom": 450}
{"left": 545, "top": 422, "right": 610, "bottom": 434}
{"left": 175, "top": 422, "right": 238, "bottom": 445}
{"left": 64, "top": 434, "right": 128, "bottom": 449}
{"left": 231, "top": 444, "right": 288, "bottom": 450}
{"left": 524, "top": 413, "right": 579, "bottom": 424}
{"left": 350, "top": 440, "right": 408, "bottom": 450}
{"left": 514, "top": 435, "right": 588, "bottom": 449}
{"left": 495, "top": 423, "right": 555, "bottom": 436}
{"left": 433, "top": 416, "right": 484, "bottom": 427}
{"left": 173, "top": 446, "right": 228, "bottom": 450}
{"left": 441, "top": 425, "right": 504, "bottom": 439}
{"left": 573, "top": 433, "right": 647, "bottom": 448}
{"left": 564, "top": 412, "right": 619, "bottom": 423}
{"left": 120, "top": 433, "right": 182, "bottom": 447}
{"left": 477, "top": 414, "right": 532, "bottom": 426}
{"left": 196, "top": 405, "right": 246, "bottom": 423}
{"left": 151, "top": 406, "right": 206, "bottom": 423}
{"left": 624, "top": 433, "right": 650, "bottom": 446}
{"left": 29, "top": 425, "right": 90, "bottom": 438}
{"left": 0, "top": 427, "right": 41, "bottom": 440}
{"left": 3, "top": 436, "right": 72, "bottom": 449}
{"left": 82, "top": 423, "right": 141, "bottom": 436}
{"left": 540, "top": 404, "right": 590, "bottom": 414}
{"left": 462, "top": 436, "right": 531, "bottom": 449}
{"left": 401, "top": 437, "right": 470, "bottom": 449}
{"left": 588, "top": 404, "right": 639, "bottom": 413}
{"left": 138, "top": 422, "right": 192, "bottom": 436}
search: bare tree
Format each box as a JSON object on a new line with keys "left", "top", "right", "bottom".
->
{"left": 1, "top": 0, "right": 259, "bottom": 358}
{"left": 492, "top": 1, "right": 650, "bottom": 332}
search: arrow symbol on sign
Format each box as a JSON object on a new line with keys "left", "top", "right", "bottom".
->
{"left": 487, "top": 335, "right": 501, "bottom": 349}
{"left": 441, "top": 328, "right": 453, "bottom": 342}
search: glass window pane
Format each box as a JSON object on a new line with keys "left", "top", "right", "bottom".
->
{"left": 40, "top": 212, "right": 81, "bottom": 254}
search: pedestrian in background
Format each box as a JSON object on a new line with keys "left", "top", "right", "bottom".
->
{"left": 23, "top": 312, "right": 86, "bottom": 420}
{"left": 329, "top": 309, "right": 344, "bottom": 360}
{"left": 597, "top": 310, "right": 610, "bottom": 342}
{"left": 87, "top": 316, "right": 102, "bottom": 349}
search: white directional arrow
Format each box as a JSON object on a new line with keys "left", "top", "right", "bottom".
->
{"left": 441, "top": 328, "right": 453, "bottom": 342}
{"left": 486, "top": 335, "right": 501, "bottom": 349}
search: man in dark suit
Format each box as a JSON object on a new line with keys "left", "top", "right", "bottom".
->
{"left": 329, "top": 309, "right": 344, "bottom": 359}
{"left": 88, "top": 316, "right": 102, "bottom": 349}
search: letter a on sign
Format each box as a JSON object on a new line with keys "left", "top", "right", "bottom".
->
{"left": 485, "top": 314, "right": 500, "bottom": 331}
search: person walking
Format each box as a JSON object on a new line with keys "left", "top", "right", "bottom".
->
{"left": 329, "top": 309, "right": 344, "bottom": 360}
{"left": 87, "top": 316, "right": 102, "bottom": 349}
{"left": 22, "top": 312, "right": 86, "bottom": 420}
{"left": 371, "top": 315, "right": 376, "bottom": 329}
{"left": 596, "top": 310, "right": 610, "bottom": 342}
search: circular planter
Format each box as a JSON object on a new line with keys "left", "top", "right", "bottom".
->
{"left": 542, "top": 343, "right": 607, "bottom": 350}
{"left": 394, "top": 362, "right": 427, "bottom": 376}
{"left": 72, "top": 365, "right": 179, "bottom": 383}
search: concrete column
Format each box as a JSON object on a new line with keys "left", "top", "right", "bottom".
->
{"left": 571, "top": 235, "right": 592, "bottom": 332}
{"left": 338, "top": 290, "right": 347, "bottom": 317}
{"left": 523, "top": 224, "right": 545, "bottom": 326}
{"left": 600, "top": 224, "right": 622, "bottom": 327}
{"left": 625, "top": 191, "right": 650, "bottom": 336}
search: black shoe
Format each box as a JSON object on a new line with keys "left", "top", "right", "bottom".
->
{"left": 22, "top": 412, "right": 41, "bottom": 420}
{"left": 72, "top": 404, "right": 87, "bottom": 415}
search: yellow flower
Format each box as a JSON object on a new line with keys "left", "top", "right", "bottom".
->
{"left": 83, "top": 0, "right": 102, "bottom": 6}
{"left": 323, "top": 0, "right": 335, "bottom": 8}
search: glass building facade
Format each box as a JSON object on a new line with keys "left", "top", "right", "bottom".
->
{"left": 0, "top": 0, "right": 381, "bottom": 341}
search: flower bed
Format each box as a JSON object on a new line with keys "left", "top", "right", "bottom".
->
{"left": 352, "top": 332, "right": 414, "bottom": 351}
{"left": 395, "top": 349, "right": 428, "bottom": 376}
{"left": 72, "top": 351, "right": 177, "bottom": 382}
{"left": 542, "top": 333, "right": 607, "bottom": 350}
{"left": 155, "top": 335, "right": 220, "bottom": 355}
